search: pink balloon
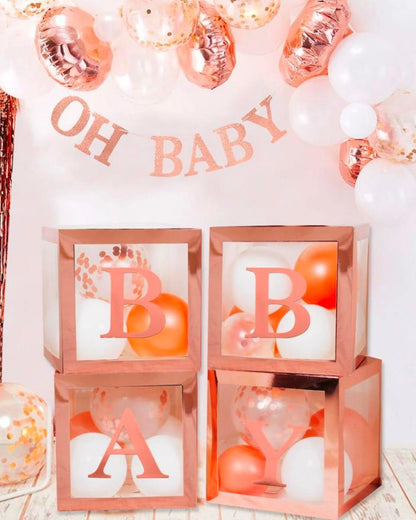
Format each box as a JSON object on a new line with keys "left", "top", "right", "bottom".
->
{"left": 222, "top": 312, "right": 275, "bottom": 357}
{"left": 232, "top": 386, "right": 311, "bottom": 450}
{"left": 90, "top": 387, "right": 171, "bottom": 444}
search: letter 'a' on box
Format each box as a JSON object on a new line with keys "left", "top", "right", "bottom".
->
{"left": 42, "top": 228, "right": 201, "bottom": 373}
{"left": 209, "top": 225, "right": 369, "bottom": 377}
{"left": 207, "top": 358, "right": 381, "bottom": 520}
{"left": 55, "top": 371, "right": 197, "bottom": 511}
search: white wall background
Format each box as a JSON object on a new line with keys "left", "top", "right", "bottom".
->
{"left": 2, "top": 45, "right": 416, "bottom": 447}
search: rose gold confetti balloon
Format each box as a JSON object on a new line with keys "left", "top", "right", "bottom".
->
{"left": 75, "top": 244, "right": 149, "bottom": 301}
{"left": 0, "top": 0, "right": 54, "bottom": 18}
{"left": 369, "top": 90, "right": 416, "bottom": 164}
{"left": 214, "top": 0, "right": 280, "bottom": 29}
{"left": 177, "top": 2, "right": 235, "bottom": 89}
{"left": 280, "top": 0, "right": 350, "bottom": 87}
{"left": 122, "top": 0, "right": 199, "bottom": 50}
{"left": 0, "top": 384, "right": 48, "bottom": 485}
{"left": 90, "top": 387, "right": 171, "bottom": 444}
{"left": 231, "top": 386, "right": 311, "bottom": 450}
{"left": 339, "top": 139, "right": 376, "bottom": 187}
{"left": 35, "top": 7, "right": 113, "bottom": 91}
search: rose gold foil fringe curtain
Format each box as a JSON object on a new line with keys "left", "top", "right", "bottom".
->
{"left": 0, "top": 90, "right": 18, "bottom": 381}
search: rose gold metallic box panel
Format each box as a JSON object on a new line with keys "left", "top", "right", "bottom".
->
{"left": 42, "top": 228, "right": 201, "bottom": 373}
{"left": 206, "top": 357, "right": 381, "bottom": 520}
{"left": 209, "top": 225, "right": 369, "bottom": 376}
{"left": 55, "top": 371, "right": 197, "bottom": 511}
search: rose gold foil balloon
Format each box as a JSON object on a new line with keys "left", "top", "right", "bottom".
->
{"left": 339, "top": 139, "right": 376, "bottom": 187}
{"left": 221, "top": 312, "right": 275, "bottom": 357}
{"left": 90, "top": 387, "right": 170, "bottom": 444}
{"left": 370, "top": 90, "right": 416, "bottom": 164}
{"left": 177, "top": 2, "right": 235, "bottom": 89}
{"left": 0, "top": 384, "right": 48, "bottom": 485}
{"left": 122, "top": 0, "right": 199, "bottom": 50}
{"left": 232, "top": 386, "right": 311, "bottom": 450}
{"left": 280, "top": 0, "right": 350, "bottom": 87}
{"left": 214, "top": 0, "right": 280, "bottom": 29}
{"left": 36, "top": 7, "right": 113, "bottom": 91}
{"left": 0, "top": 0, "right": 54, "bottom": 18}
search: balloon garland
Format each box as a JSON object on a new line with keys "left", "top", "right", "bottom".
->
{"left": 0, "top": 90, "right": 18, "bottom": 381}
{"left": 0, "top": 0, "right": 416, "bottom": 222}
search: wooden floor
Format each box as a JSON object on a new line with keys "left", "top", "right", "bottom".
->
{"left": 0, "top": 448, "right": 415, "bottom": 520}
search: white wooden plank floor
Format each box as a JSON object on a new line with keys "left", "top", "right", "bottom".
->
{"left": 0, "top": 448, "right": 415, "bottom": 520}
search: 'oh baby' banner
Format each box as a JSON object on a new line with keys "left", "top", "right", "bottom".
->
{"left": 50, "top": 95, "right": 286, "bottom": 175}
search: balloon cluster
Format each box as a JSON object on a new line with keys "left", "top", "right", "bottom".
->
{"left": 222, "top": 242, "right": 337, "bottom": 360}
{"left": 1, "top": 0, "right": 416, "bottom": 219}
{"left": 218, "top": 385, "right": 359, "bottom": 501}
{"left": 281, "top": 0, "right": 416, "bottom": 223}
{"left": 69, "top": 386, "right": 183, "bottom": 497}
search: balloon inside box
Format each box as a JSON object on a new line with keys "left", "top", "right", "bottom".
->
{"left": 207, "top": 357, "right": 381, "bottom": 519}
{"left": 209, "top": 225, "right": 369, "bottom": 377}
{"left": 55, "top": 371, "right": 197, "bottom": 510}
{"left": 42, "top": 227, "right": 201, "bottom": 373}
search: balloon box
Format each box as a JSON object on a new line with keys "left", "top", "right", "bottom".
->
{"left": 209, "top": 225, "right": 369, "bottom": 377}
{"left": 42, "top": 228, "right": 201, "bottom": 373}
{"left": 54, "top": 371, "right": 197, "bottom": 510}
{"left": 207, "top": 357, "right": 381, "bottom": 519}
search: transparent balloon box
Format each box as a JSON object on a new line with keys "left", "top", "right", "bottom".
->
{"left": 55, "top": 371, "right": 197, "bottom": 510}
{"left": 209, "top": 225, "right": 370, "bottom": 376}
{"left": 42, "top": 227, "right": 201, "bottom": 373}
{"left": 207, "top": 358, "right": 381, "bottom": 519}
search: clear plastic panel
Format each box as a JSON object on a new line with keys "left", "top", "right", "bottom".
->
{"left": 217, "top": 381, "right": 326, "bottom": 504}
{"left": 343, "top": 373, "right": 380, "bottom": 503}
{"left": 221, "top": 241, "right": 338, "bottom": 360}
{"left": 69, "top": 385, "right": 184, "bottom": 498}
{"left": 354, "top": 238, "right": 369, "bottom": 356}
{"left": 42, "top": 241, "right": 60, "bottom": 358}
{"left": 73, "top": 242, "right": 189, "bottom": 361}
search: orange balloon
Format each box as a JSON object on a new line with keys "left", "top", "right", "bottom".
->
{"left": 127, "top": 293, "right": 188, "bottom": 357}
{"left": 219, "top": 445, "right": 265, "bottom": 494}
{"left": 228, "top": 306, "right": 243, "bottom": 316}
{"left": 70, "top": 411, "right": 100, "bottom": 440}
{"left": 304, "top": 408, "right": 378, "bottom": 489}
{"left": 295, "top": 243, "right": 338, "bottom": 309}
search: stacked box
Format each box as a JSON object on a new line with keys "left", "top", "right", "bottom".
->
{"left": 206, "top": 226, "right": 381, "bottom": 520}
{"left": 43, "top": 228, "right": 201, "bottom": 511}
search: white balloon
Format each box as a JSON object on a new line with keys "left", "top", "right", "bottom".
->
{"left": 0, "top": 24, "right": 53, "bottom": 98}
{"left": 355, "top": 159, "right": 416, "bottom": 223}
{"left": 112, "top": 37, "right": 179, "bottom": 105}
{"left": 289, "top": 76, "right": 346, "bottom": 146}
{"left": 70, "top": 433, "right": 127, "bottom": 498}
{"left": 131, "top": 434, "right": 183, "bottom": 496}
{"left": 76, "top": 298, "right": 126, "bottom": 360}
{"left": 328, "top": 32, "right": 400, "bottom": 105}
{"left": 277, "top": 304, "right": 335, "bottom": 360}
{"left": 94, "top": 12, "right": 124, "bottom": 42}
{"left": 157, "top": 416, "right": 183, "bottom": 438}
{"left": 281, "top": 437, "right": 353, "bottom": 502}
{"left": 229, "top": 246, "right": 291, "bottom": 314}
{"left": 340, "top": 103, "right": 377, "bottom": 139}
